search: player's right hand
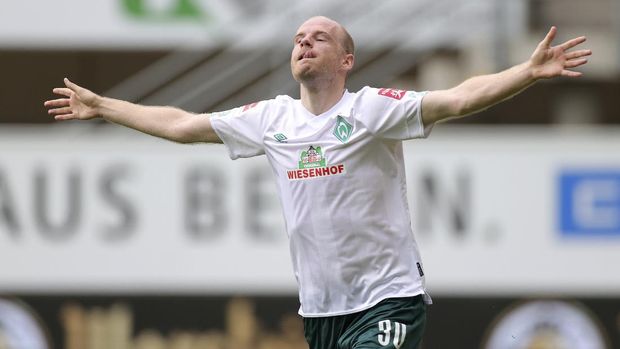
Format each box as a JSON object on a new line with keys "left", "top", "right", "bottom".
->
{"left": 44, "top": 78, "right": 101, "bottom": 121}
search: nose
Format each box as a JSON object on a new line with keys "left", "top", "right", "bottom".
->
{"left": 299, "top": 35, "right": 312, "bottom": 48}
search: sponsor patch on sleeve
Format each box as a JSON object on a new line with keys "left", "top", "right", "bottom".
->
{"left": 242, "top": 102, "right": 259, "bottom": 112}
{"left": 378, "top": 88, "right": 407, "bottom": 100}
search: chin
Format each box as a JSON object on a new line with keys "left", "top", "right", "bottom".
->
{"left": 292, "top": 68, "right": 316, "bottom": 83}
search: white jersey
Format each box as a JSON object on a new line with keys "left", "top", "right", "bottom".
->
{"left": 210, "top": 86, "right": 433, "bottom": 317}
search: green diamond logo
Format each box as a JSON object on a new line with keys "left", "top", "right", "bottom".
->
{"left": 333, "top": 116, "right": 353, "bottom": 143}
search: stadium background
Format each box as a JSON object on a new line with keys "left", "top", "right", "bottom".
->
{"left": 1, "top": 0, "right": 619, "bottom": 348}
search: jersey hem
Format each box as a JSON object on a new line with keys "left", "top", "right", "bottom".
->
{"left": 298, "top": 290, "right": 429, "bottom": 318}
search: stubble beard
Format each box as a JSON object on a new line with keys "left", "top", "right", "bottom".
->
{"left": 292, "top": 61, "right": 314, "bottom": 82}
{"left": 292, "top": 61, "right": 334, "bottom": 89}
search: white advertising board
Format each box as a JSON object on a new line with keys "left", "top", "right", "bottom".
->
{"left": 0, "top": 126, "right": 619, "bottom": 295}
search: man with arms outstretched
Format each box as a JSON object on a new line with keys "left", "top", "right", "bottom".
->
{"left": 45, "top": 16, "right": 590, "bottom": 349}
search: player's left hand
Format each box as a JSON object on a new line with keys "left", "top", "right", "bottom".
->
{"left": 529, "top": 26, "right": 591, "bottom": 79}
{"left": 44, "top": 78, "right": 101, "bottom": 121}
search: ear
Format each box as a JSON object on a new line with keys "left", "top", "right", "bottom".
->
{"left": 342, "top": 53, "right": 354, "bottom": 73}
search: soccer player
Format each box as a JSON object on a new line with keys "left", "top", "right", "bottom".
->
{"left": 44, "top": 16, "right": 590, "bottom": 349}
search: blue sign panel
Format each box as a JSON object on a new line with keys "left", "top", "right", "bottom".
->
{"left": 559, "top": 170, "right": 620, "bottom": 236}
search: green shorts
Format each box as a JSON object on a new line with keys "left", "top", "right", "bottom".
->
{"left": 303, "top": 295, "right": 427, "bottom": 349}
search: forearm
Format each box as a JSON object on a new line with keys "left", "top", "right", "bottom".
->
{"left": 454, "top": 60, "right": 537, "bottom": 116}
{"left": 96, "top": 97, "right": 194, "bottom": 142}
{"left": 423, "top": 61, "right": 539, "bottom": 125}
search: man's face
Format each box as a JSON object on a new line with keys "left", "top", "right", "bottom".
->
{"left": 290, "top": 17, "right": 350, "bottom": 83}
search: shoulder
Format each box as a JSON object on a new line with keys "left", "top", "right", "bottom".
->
{"left": 271, "top": 94, "right": 296, "bottom": 105}
{"left": 260, "top": 95, "right": 303, "bottom": 118}
{"left": 238, "top": 95, "right": 294, "bottom": 110}
{"left": 351, "top": 86, "right": 406, "bottom": 104}
{"left": 208, "top": 99, "right": 275, "bottom": 127}
{"left": 349, "top": 86, "right": 407, "bottom": 110}
{"left": 212, "top": 96, "right": 291, "bottom": 119}
{"left": 355, "top": 86, "right": 423, "bottom": 101}
{"left": 252, "top": 94, "right": 294, "bottom": 111}
{"left": 353, "top": 86, "right": 427, "bottom": 109}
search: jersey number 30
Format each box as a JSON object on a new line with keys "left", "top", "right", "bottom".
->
{"left": 377, "top": 320, "right": 406, "bottom": 348}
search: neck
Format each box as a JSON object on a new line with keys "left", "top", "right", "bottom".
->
{"left": 299, "top": 78, "right": 346, "bottom": 115}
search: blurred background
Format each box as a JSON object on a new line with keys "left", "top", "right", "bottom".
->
{"left": 0, "top": 0, "right": 619, "bottom": 348}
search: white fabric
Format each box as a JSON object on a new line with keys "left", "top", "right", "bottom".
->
{"left": 210, "top": 86, "right": 432, "bottom": 317}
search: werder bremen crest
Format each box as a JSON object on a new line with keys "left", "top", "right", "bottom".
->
{"left": 333, "top": 115, "right": 353, "bottom": 143}
{"left": 287, "top": 146, "right": 345, "bottom": 181}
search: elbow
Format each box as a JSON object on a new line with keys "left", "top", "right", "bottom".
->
{"left": 167, "top": 123, "right": 194, "bottom": 144}
{"left": 173, "top": 130, "right": 198, "bottom": 144}
{"left": 438, "top": 88, "right": 471, "bottom": 118}
{"left": 453, "top": 93, "right": 487, "bottom": 117}
{"left": 173, "top": 136, "right": 193, "bottom": 144}
{"left": 450, "top": 95, "right": 470, "bottom": 117}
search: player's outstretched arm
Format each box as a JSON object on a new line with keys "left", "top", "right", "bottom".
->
{"left": 44, "top": 78, "right": 222, "bottom": 144}
{"left": 421, "top": 26, "right": 592, "bottom": 125}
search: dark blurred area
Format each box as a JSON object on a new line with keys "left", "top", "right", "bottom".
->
{"left": 2, "top": 50, "right": 618, "bottom": 125}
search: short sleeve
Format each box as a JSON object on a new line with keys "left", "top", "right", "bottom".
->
{"left": 355, "top": 87, "right": 432, "bottom": 140}
{"left": 210, "top": 100, "right": 273, "bottom": 159}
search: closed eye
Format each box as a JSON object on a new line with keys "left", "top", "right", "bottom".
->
{"left": 316, "top": 34, "right": 329, "bottom": 42}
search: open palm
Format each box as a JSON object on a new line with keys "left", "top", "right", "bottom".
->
{"left": 530, "top": 26, "right": 591, "bottom": 79}
{"left": 44, "top": 78, "right": 100, "bottom": 120}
